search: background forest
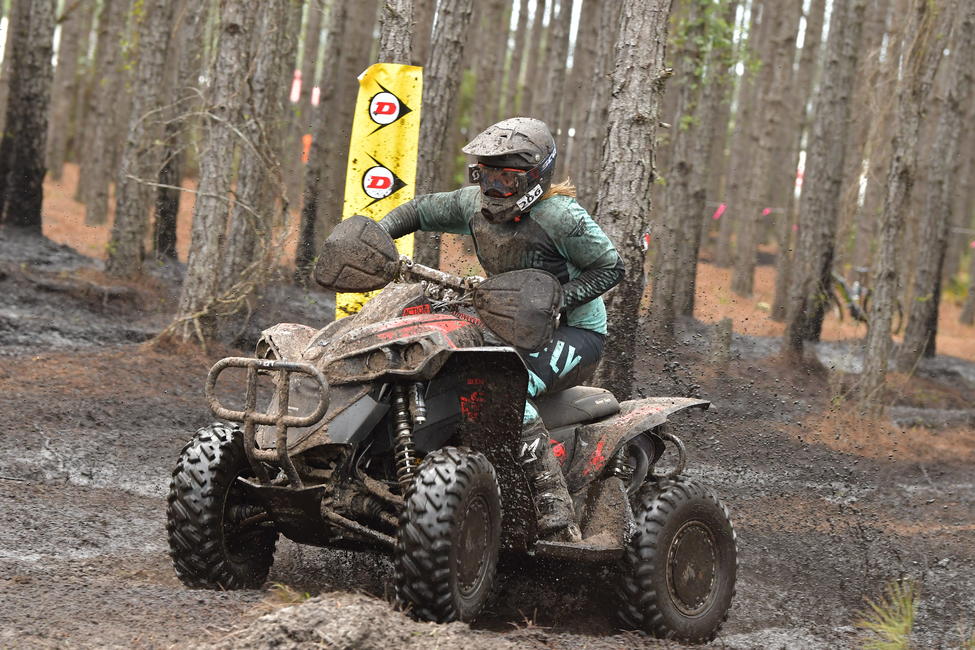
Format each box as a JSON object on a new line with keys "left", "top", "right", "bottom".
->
{"left": 2, "top": 0, "right": 974, "bottom": 406}
{"left": 1, "top": 1, "right": 975, "bottom": 648}
{"left": 3, "top": 0, "right": 974, "bottom": 411}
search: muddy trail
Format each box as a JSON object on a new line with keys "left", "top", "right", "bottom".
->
{"left": 1, "top": 229, "right": 973, "bottom": 649}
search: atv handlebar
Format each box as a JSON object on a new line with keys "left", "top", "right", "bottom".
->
{"left": 398, "top": 256, "right": 483, "bottom": 294}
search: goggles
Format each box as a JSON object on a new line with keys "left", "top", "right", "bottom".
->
{"left": 468, "top": 164, "right": 525, "bottom": 198}
{"left": 467, "top": 146, "right": 557, "bottom": 200}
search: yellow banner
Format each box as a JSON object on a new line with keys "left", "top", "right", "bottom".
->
{"left": 337, "top": 63, "right": 422, "bottom": 318}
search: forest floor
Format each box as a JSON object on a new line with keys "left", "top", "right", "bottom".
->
{"left": 0, "top": 169, "right": 973, "bottom": 648}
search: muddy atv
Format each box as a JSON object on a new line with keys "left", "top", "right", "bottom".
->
{"left": 165, "top": 216, "right": 737, "bottom": 643}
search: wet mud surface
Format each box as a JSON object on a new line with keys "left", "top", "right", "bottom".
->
{"left": 1, "top": 230, "right": 973, "bottom": 648}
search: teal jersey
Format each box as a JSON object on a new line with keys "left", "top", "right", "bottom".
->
{"left": 407, "top": 186, "right": 623, "bottom": 334}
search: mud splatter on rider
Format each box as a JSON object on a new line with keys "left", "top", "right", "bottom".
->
{"left": 377, "top": 118, "right": 624, "bottom": 542}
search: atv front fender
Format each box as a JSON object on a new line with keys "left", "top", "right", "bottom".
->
{"left": 256, "top": 323, "right": 318, "bottom": 361}
{"left": 565, "top": 397, "right": 710, "bottom": 493}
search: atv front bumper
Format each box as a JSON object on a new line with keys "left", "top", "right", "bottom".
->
{"left": 205, "top": 357, "right": 329, "bottom": 487}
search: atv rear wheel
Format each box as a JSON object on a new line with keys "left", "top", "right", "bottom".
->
{"left": 395, "top": 447, "right": 501, "bottom": 622}
{"left": 167, "top": 423, "right": 278, "bottom": 589}
{"left": 618, "top": 478, "right": 737, "bottom": 643}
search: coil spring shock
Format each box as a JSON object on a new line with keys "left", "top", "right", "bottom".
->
{"left": 392, "top": 385, "right": 417, "bottom": 493}
{"left": 611, "top": 445, "right": 633, "bottom": 481}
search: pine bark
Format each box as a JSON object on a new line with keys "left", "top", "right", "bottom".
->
{"left": 561, "top": 0, "right": 599, "bottom": 175}
{"left": 46, "top": 0, "right": 95, "bottom": 181}
{"left": 771, "top": 0, "right": 827, "bottom": 321}
{"left": 783, "top": 0, "right": 866, "bottom": 357}
{"left": 78, "top": 0, "right": 129, "bottom": 224}
{"left": 0, "top": 0, "right": 57, "bottom": 232}
{"left": 318, "top": 0, "right": 379, "bottom": 243}
{"left": 380, "top": 0, "right": 415, "bottom": 63}
{"left": 520, "top": 0, "right": 548, "bottom": 115}
{"left": 153, "top": 0, "right": 211, "bottom": 260}
{"left": 575, "top": 0, "right": 621, "bottom": 199}
{"left": 219, "top": 0, "right": 296, "bottom": 292}
{"left": 172, "top": 0, "right": 252, "bottom": 341}
{"left": 412, "top": 0, "right": 475, "bottom": 268}
{"left": 295, "top": 0, "right": 349, "bottom": 284}
{"left": 715, "top": 2, "right": 765, "bottom": 268}
{"left": 470, "top": 0, "right": 507, "bottom": 133}
{"left": 105, "top": 0, "right": 177, "bottom": 277}
{"left": 730, "top": 0, "right": 801, "bottom": 297}
{"left": 859, "top": 0, "right": 951, "bottom": 408}
{"left": 650, "top": 0, "right": 708, "bottom": 336}
{"left": 592, "top": 0, "right": 673, "bottom": 398}
{"left": 540, "top": 0, "right": 573, "bottom": 157}
{"left": 897, "top": 1, "right": 974, "bottom": 367}
{"left": 412, "top": 0, "right": 435, "bottom": 66}
{"left": 504, "top": 0, "right": 529, "bottom": 114}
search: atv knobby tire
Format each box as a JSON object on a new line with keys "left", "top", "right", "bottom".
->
{"left": 619, "top": 478, "right": 737, "bottom": 643}
{"left": 167, "top": 423, "right": 278, "bottom": 589}
{"left": 395, "top": 447, "right": 501, "bottom": 623}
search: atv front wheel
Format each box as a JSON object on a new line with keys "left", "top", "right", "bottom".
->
{"left": 395, "top": 447, "right": 501, "bottom": 622}
{"left": 167, "top": 423, "right": 278, "bottom": 589}
{"left": 618, "top": 478, "right": 737, "bottom": 643}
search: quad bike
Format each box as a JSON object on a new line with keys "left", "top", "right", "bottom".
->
{"left": 166, "top": 216, "right": 738, "bottom": 643}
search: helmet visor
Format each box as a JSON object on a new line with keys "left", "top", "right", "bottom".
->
{"left": 468, "top": 164, "right": 526, "bottom": 198}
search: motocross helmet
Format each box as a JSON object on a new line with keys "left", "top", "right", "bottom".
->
{"left": 463, "top": 117, "right": 557, "bottom": 224}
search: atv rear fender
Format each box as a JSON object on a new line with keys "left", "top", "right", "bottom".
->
{"left": 564, "top": 397, "right": 710, "bottom": 493}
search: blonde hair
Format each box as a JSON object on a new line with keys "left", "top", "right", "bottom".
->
{"left": 541, "top": 178, "right": 577, "bottom": 200}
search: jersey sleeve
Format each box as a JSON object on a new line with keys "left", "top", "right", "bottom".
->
{"left": 414, "top": 186, "right": 478, "bottom": 235}
{"left": 378, "top": 186, "right": 478, "bottom": 238}
{"left": 548, "top": 199, "right": 625, "bottom": 310}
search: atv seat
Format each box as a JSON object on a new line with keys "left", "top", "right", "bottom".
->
{"left": 536, "top": 386, "right": 620, "bottom": 430}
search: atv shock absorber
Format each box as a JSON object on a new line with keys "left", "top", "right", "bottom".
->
{"left": 611, "top": 447, "right": 634, "bottom": 482}
{"left": 392, "top": 384, "right": 417, "bottom": 494}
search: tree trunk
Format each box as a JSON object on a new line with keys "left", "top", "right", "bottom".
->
{"left": 715, "top": 1, "right": 765, "bottom": 268}
{"left": 898, "top": 1, "right": 974, "bottom": 367}
{"left": 412, "top": 0, "right": 476, "bottom": 268}
{"left": 295, "top": 0, "right": 349, "bottom": 284}
{"left": 46, "top": 0, "right": 95, "bottom": 181}
{"left": 783, "top": 0, "right": 866, "bottom": 357}
{"left": 0, "top": 0, "right": 24, "bottom": 134}
{"left": 592, "top": 0, "right": 673, "bottom": 398}
{"left": 0, "top": 0, "right": 56, "bottom": 232}
{"left": 77, "top": 0, "right": 130, "bottom": 224}
{"left": 172, "top": 0, "right": 252, "bottom": 341}
{"left": 317, "top": 0, "right": 379, "bottom": 245}
{"left": 540, "top": 0, "right": 573, "bottom": 158}
{"left": 675, "top": 0, "right": 738, "bottom": 318}
{"left": 961, "top": 237, "right": 975, "bottom": 324}
{"left": 504, "top": 0, "right": 529, "bottom": 114}
{"left": 412, "top": 0, "right": 435, "bottom": 66}
{"left": 520, "top": 0, "right": 548, "bottom": 116}
{"left": 859, "top": 0, "right": 950, "bottom": 409}
{"left": 561, "top": 0, "right": 599, "bottom": 176}
{"left": 215, "top": 0, "right": 297, "bottom": 341}
{"left": 650, "top": 0, "right": 709, "bottom": 337}
{"left": 771, "top": 0, "right": 827, "bottom": 321}
{"left": 380, "top": 0, "right": 415, "bottom": 63}
{"left": 575, "top": 0, "right": 621, "bottom": 200}
{"left": 105, "top": 0, "right": 177, "bottom": 277}
{"left": 731, "top": 0, "right": 801, "bottom": 297}
{"left": 153, "top": 0, "right": 211, "bottom": 260}
{"left": 470, "top": 0, "right": 507, "bottom": 133}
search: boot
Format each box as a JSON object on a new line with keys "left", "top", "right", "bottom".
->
{"left": 519, "top": 418, "right": 582, "bottom": 543}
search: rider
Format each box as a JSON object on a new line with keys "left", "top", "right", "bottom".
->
{"left": 377, "top": 117, "right": 624, "bottom": 542}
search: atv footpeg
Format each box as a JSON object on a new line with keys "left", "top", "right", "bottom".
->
{"left": 205, "top": 357, "right": 329, "bottom": 487}
{"left": 534, "top": 533, "right": 624, "bottom": 562}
